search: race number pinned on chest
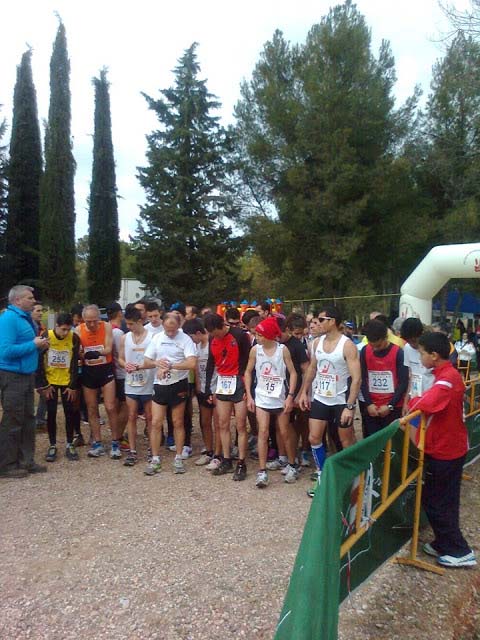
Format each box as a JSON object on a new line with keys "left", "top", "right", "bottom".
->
{"left": 317, "top": 373, "right": 336, "bottom": 398}
{"left": 215, "top": 375, "right": 237, "bottom": 396}
{"left": 258, "top": 374, "right": 283, "bottom": 398}
{"left": 410, "top": 373, "right": 422, "bottom": 398}
{"left": 368, "top": 370, "right": 394, "bottom": 394}
{"left": 127, "top": 370, "right": 147, "bottom": 387}
{"left": 47, "top": 349, "right": 70, "bottom": 369}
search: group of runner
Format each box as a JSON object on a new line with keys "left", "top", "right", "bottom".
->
{"left": 35, "top": 298, "right": 443, "bottom": 497}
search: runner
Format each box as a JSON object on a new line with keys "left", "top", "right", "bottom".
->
{"left": 145, "top": 301, "right": 164, "bottom": 336}
{"left": 183, "top": 318, "right": 220, "bottom": 466}
{"left": 142, "top": 313, "right": 197, "bottom": 475}
{"left": 204, "top": 313, "right": 251, "bottom": 481}
{"left": 401, "top": 317, "right": 434, "bottom": 414}
{"left": 107, "top": 302, "right": 128, "bottom": 444}
{"left": 244, "top": 317, "right": 298, "bottom": 487}
{"left": 36, "top": 313, "right": 81, "bottom": 462}
{"left": 119, "top": 307, "right": 155, "bottom": 467}
{"left": 75, "top": 304, "right": 120, "bottom": 458}
{"left": 299, "top": 306, "right": 361, "bottom": 497}
{"left": 360, "top": 319, "right": 409, "bottom": 437}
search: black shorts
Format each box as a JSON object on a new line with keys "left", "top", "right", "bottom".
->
{"left": 310, "top": 399, "right": 350, "bottom": 428}
{"left": 115, "top": 378, "right": 126, "bottom": 402}
{"left": 256, "top": 405, "right": 283, "bottom": 416}
{"left": 153, "top": 379, "right": 189, "bottom": 407}
{"left": 197, "top": 391, "right": 214, "bottom": 409}
{"left": 215, "top": 376, "right": 246, "bottom": 404}
{"left": 81, "top": 363, "right": 115, "bottom": 390}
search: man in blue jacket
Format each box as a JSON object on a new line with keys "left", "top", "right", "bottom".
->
{"left": 0, "top": 285, "right": 50, "bottom": 477}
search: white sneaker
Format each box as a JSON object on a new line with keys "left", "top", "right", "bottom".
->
{"left": 437, "top": 551, "right": 477, "bottom": 567}
{"left": 168, "top": 444, "right": 177, "bottom": 452}
{"left": 266, "top": 459, "right": 282, "bottom": 471}
{"left": 284, "top": 465, "right": 298, "bottom": 484}
{"left": 205, "top": 457, "right": 221, "bottom": 471}
{"left": 180, "top": 446, "right": 193, "bottom": 460}
{"left": 195, "top": 453, "right": 212, "bottom": 466}
{"left": 255, "top": 470, "right": 269, "bottom": 488}
{"left": 173, "top": 457, "right": 186, "bottom": 474}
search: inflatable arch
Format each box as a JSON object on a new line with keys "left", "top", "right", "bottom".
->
{"left": 399, "top": 242, "right": 480, "bottom": 324}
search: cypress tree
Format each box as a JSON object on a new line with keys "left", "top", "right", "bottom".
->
{"left": 87, "top": 68, "right": 121, "bottom": 306}
{"left": 39, "top": 20, "right": 76, "bottom": 307}
{"left": 0, "top": 113, "right": 8, "bottom": 263}
{"left": 3, "top": 49, "right": 42, "bottom": 294}
{"left": 135, "top": 43, "right": 240, "bottom": 306}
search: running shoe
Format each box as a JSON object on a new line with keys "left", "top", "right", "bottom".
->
{"left": 119, "top": 437, "right": 130, "bottom": 451}
{"left": 144, "top": 461, "right": 161, "bottom": 476}
{"left": 65, "top": 444, "right": 79, "bottom": 461}
{"left": 437, "top": 551, "right": 477, "bottom": 568}
{"left": 166, "top": 436, "right": 175, "bottom": 449}
{"left": 255, "top": 470, "right": 269, "bottom": 488}
{"left": 195, "top": 453, "right": 212, "bottom": 466}
{"left": 284, "top": 465, "right": 298, "bottom": 484}
{"left": 205, "top": 457, "right": 222, "bottom": 471}
{"left": 266, "top": 459, "right": 282, "bottom": 470}
{"left": 146, "top": 447, "right": 152, "bottom": 463}
{"left": 99, "top": 418, "right": 106, "bottom": 426}
{"left": 72, "top": 433, "right": 85, "bottom": 447}
{"left": 173, "top": 457, "right": 186, "bottom": 474}
{"left": 180, "top": 446, "right": 193, "bottom": 460}
{"left": 212, "top": 459, "right": 233, "bottom": 476}
{"left": 168, "top": 444, "right": 177, "bottom": 452}
{"left": 123, "top": 451, "right": 137, "bottom": 467}
{"left": 87, "top": 442, "right": 106, "bottom": 458}
{"left": 45, "top": 445, "right": 57, "bottom": 462}
{"left": 233, "top": 462, "right": 247, "bottom": 481}
{"left": 422, "top": 542, "right": 439, "bottom": 557}
{"left": 300, "top": 450, "right": 311, "bottom": 467}
{"left": 110, "top": 442, "right": 122, "bottom": 460}
{"left": 310, "top": 470, "right": 319, "bottom": 481}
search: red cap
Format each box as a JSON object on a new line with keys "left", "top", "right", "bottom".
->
{"left": 256, "top": 317, "right": 281, "bottom": 341}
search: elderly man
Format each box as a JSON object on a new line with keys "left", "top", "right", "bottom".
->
{"left": 0, "top": 285, "right": 49, "bottom": 477}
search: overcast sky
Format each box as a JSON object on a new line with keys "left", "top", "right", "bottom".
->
{"left": 1, "top": 0, "right": 470, "bottom": 241}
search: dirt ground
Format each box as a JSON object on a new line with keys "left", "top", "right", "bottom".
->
{"left": 0, "top": 404, "right": 479, "bottom": 639}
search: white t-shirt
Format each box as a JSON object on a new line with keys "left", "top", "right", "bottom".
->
{"left": 145, "top": 322, "right": 164, "bottom": 336}
{"left": 144, "top": 330, "right": 196, "bottom": 386}
{"left": 403, "top": 343, "right": 434, "bottom": 398}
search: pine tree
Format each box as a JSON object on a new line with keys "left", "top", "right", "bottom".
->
{"left": 134, "top": 43, "right": 241, "bottom": 306}
{"left": 87, "top": 68, "right": 121, "bottom": 306}
{"left": 234, "top": 2, "right": 417, "bottom": 297}
{"left": 39, "top": 20, "right": 76, "bottom": 307}
{"left": 3, "top": 49, "right": 42, "bottom": 295}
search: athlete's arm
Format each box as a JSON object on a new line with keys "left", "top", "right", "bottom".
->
{"left": 341, "top": 339, "right": 361, "bottom": 426}
{"left": 101, "top": 322, "right": 113, "bottom": 356}
{"left": 170, "top": 355, "right": 197, "bottom": 371}
{"left": 244, "top": 346, "right": 257, "bottom": 412}
{"left": 283, "top": 348, "right": 297, "bottom": 414}
{"left": 298, "top": 338, "right": 319, "bottom": 410}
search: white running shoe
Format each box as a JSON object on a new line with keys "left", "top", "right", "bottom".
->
{"left": 173, "top": 457, "right": 186, "bottom": 474}
{"left": 205, "top": 457, "right": 221, "bottom": 471}
{"left": 180, "top": 446, "right": 193, "bottom": 460}
{"left": 284, "top": 465, "right": 298, "bottom": 484}
{"left": 195, "top": 453, "right": 212, "bottom": 466}
{"left": 255, "top": 470, "right": 269, "bottom": 488}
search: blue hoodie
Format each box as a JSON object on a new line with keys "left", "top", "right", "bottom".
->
{"left": 0, "top": 305, "right": 38, "bottom": 374}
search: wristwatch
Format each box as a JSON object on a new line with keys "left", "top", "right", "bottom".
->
{"left": 387, "top": 404, "right": 394, "bottom": 412}
{"left": 346, "top": 403, "right": 355, "bottom": 410}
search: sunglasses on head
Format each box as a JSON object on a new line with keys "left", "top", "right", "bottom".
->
{"left": 318, "top": 316, "right": 333, "bottom": 323}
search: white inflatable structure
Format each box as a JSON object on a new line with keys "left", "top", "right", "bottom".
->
{"left": 399, "top": 243, "right": 480, "bottom": 324}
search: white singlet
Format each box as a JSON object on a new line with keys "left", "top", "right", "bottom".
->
{"left": 144, "top": 330, "right": 196, "bottom": 386}
{"left": 313, "top": 334, "right": 350, "bottom": 406}
{"left": 254, "top": 343, "right": 287, "bottom": 410}
{"left": 197, "top": 341, "right": 217, "bottom": 394}
{"left": 403, "top": 343, "right": 434, "bottom": 398}
{"left": 124, "top": 331, "right": 155, "bottom": 396}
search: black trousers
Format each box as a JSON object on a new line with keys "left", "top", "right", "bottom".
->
{"left": 363, "top": 407, "right": 402, "bottom": 437}
{"left": 46, "top": 385, "right": 80, "bottom": 446}
{"left": 0, "top": 371, "right": 36, "bottom": 471}
{"left": 423, "top": 454, "right": 470, "bottom": 557}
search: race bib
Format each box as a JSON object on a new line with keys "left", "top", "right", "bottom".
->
{"left": 410, "top": 373, "right": 422, "bottom": 398}
{"left": 127, "top": 370, "right": 147, "bottom": 387}
{"left": 257, "top": 374, "right": 283, "bottom": 398}
{"left": 215, "top": 375, "right": 237, "bottom": 396}
{"left": 368, "top": 370, "right": 394, "bottom": 394}
{"left": 47, "top": 349, "right": 70, "bottom": 369}
{"left": 317, "top": 373, "right": 337, "bottom": 398}
{"left": 157, "top": 367, "right": 183, "bottom": 385}
{"left": 84, "top": 344, "right": 107, "bottom": 366}
{"left": 198, "top": 361, "right": 207, "bottom": 389}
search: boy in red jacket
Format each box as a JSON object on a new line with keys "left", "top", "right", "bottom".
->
{"left": 408, "top": 332, "right": 476, "bottom": 568}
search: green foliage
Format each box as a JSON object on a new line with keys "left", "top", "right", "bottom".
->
{"left": 87, "top": 68, "right": 121, "bottom": 306}
{"left": 3, "top": 49, "right": 42, "bottom": 296}
{"left": 234, "top": 1, "right": 424, "bottom": 299}
{"left": 39, "top": 21, "right": 76, "bottom": 307}
{"left": 421, "top": 32, "right": 480, "bottom": 245}
{"left": 134, "top": 43, "right": 242, "bottom": 307}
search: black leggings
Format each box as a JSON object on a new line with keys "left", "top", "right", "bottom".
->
{"left": 46, "top": 385, "right": 80, "bottom": 446}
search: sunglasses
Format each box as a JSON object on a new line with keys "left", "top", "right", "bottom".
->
{"left": 318, "top": 316, "right": 333, "bottom": 323}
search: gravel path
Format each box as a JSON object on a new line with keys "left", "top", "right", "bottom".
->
{"left": 2, "top": 410, "right": 479, "bottom": 640}
{"left": 0, "top": 415, "right": 310, "bottom": 640}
